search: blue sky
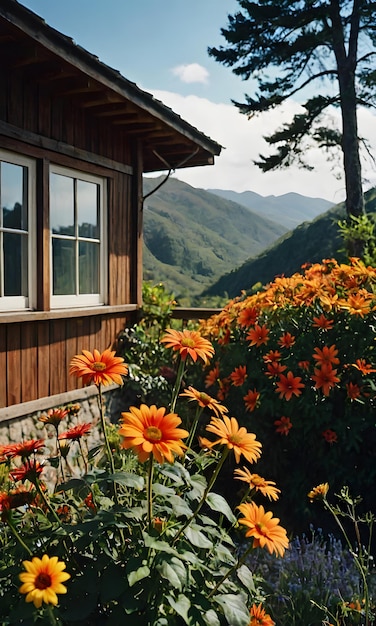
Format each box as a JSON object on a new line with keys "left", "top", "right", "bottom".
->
{"left": 20, "top": 1, "right": 376, "bottom": 202}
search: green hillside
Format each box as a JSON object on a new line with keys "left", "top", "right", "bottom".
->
{"left": 142, "top": 176, "right": 287, "bottom": 298}
{"left": 204, "top": 188, "right": 376, "bottom": 298}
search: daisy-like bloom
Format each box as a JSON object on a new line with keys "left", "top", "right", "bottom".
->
{"left": 243, "top": 389, "right": 261, "bottom": 413}
{"left": 19, "top": 554, "right": 70, "bottom": 609}
{"left": 275, "top": 371, "right": 305, "bottom": 401}
{"left": 119, "top": 404, "right": 189, "bottom": 464}
{"left": 322, "top": 428, "right": 338, "bottom": 444}
{"left": 312, "top": 344, "right": 340, "bottom": 367}
{"left": 278, "top": 332, "right": 295, "bottom": 348}
{"left": 58, "top": 423, "right": 92, "bottom": 441}
{"left": 308, "top": 482, "right": 329, "bottom": 501}
{"left": 160, "top": 328, "right": 214, "bottom": 364}
{"left": 205, "top": 364, "right": 220, "bottom": 388}
{"left": 230, "top": 365, "right": 247, "bottom": 387}
{"left": 69, "top": 348, "right": 128, "bottom": 387}
{"left": 3, "top": 439, "right": 45, "bottom": 460}
{"left": 346, "top": 381, "right": 361, "bottom": 400}
{"left": 338, "top": 292, "right": 373, "bottom": 317}
{"left": 246, "top": 324, "right": 269, "bottom": 347}
{"left": 217, "top": 377, "right": 231, "bottom": 402}
{"left": 312, "top": 314, "right": 334, "bottom": 330}
{"left": 180, "top": 386, "right": 228, "bottom": 417}
{"left": 204, "top": 415, "right": 262, "bottom": 464}
{"left": 298, "top": 360, "right": 310, "bottom": 371}
{"left": 265, "top": 361, "right": 287, "bottom": 378}
{"left": 351, "top": 358, "right": 376, "bottom": 375}
{"left": 234, "top": 468, "right": 280, "bottom": 501}
{"left": 312, "top": 364, "right": 340, "bottom": 396}
{"left": 274, "top": 416, "right": 292, "bottom": 436}
{"left": 262, "top": 350, "right": 282, "bottom": 363}
{"left": 10, "top": 460, "right": 44, "bottom": 484}
{"left": 237, "top": 502, "right": 288, "bottom": 557}
{"left": 237, "top": 306, "right": 258, "bottom": 328}
{"left": 248, "top": 603, "right": 275, "bottom": 626}
{"left": 0, "top": 486, "right": 35, "bottom": 515}
{"left": 39, "top": 407, "right": 68, "bottom": 428}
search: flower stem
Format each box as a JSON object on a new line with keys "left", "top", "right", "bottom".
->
{"left": 35, "top": 479, "right": 65, "bottom": 528}
{"left": 172, "top": 448, "right": 229, "bottom": 545}
{"left": 97, "top": 384, "right": 119, "bottom": 506}
{"left": 7, "top": 515, "right": 33, "bottom": 556}
{"left": 186, "top": 406, "right": 203, "bottom": 451}
{"left": 46, "top": 604, "right": 58, "bottom": 626}
{"left": 170, "top": 357, "right": 185, "bottom": 412}
{"left": 207, "top": 543, "right": 254, "bottom": 598}
{"left": 147, "top": 454, "right": 154, "bottom": 527}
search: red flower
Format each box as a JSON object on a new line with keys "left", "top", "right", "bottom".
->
{"left": 237, "top": 306, "right": 258, "bottom": 328}
{"left": 351, "top": 359, "right": 376, "bottom": 375}
{"left": 278, "top": 332, "right": 295, "bottom": 348}
{"left": 312, "top": 314, "right": 334, "bottom": 330}
{"left": 274, "top": 416, "right": 292, "bottom": 435}
{"left": 3, "top": 439, "right": 45, "bottom": 460}
{"left": 322, "top": 429, "right": 338, "bottom": 444}
{"left": 312, "top": 364, "right": 340, "bottom": 396}
{"left": 346, "top": 382, "right": 361, "bottom": 400}
{"left": 59, "top": 423, "right": 92, "bottom": 441}
{"left": 243, "top": 389, "right": 260, "bottom": 412}
{"left": 265, "top": 361, "right": 287, "bottom": 378}
{"left": 230, "top": 365, "right": 247, "bottom": 387}
{"left": 298, "top": 360, "right": 310, "bottom": 371}
{"left": 275, "top": 371, "right": 305, "bottom": 401}
{"left": 10, "top": 460, "right": 44, "bottom": 484}
{"left": 205, "top": 364, "right": 220, "bottom": 388}
{"left": 246, "top": 324, "right": 269, "bottom": 347}
{"left": 313, "top": 344, "right": 340, "bottom": 367}
{"left": 263, "top": 350, "right": 282, "bottom": 363}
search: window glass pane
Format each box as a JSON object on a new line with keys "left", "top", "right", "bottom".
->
{"left": 3, "top": 232, "right": 28, "bottom": 296}
{"left": 77, "top": 180, "right": 99, "bottom": 239}
{"left": 79, "top": 241, "right": 99, "bottom": 294}
{"left": 50, "top": 174, "right": 74, "bottom": 236}
{"left": 52, "top": 238, "right": 76, "bottom": 295}
{"left": 1, "top": 162, "right": 28, "bottom": 230}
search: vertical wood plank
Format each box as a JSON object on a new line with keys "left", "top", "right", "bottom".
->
{"left": 0, "top": 326, "right": 7, "bottom": 407}
{"left": 65, "top": 318, "right": 78, "bottom": 392}
{"left": 49, "top": 320, "right": 66, "bottom": 396}
{"left": 37, "top": 321, "right": 50, "bottom": 399}
{"left": 7, "top": 324, "right": 21, "bottom": 406}
{"left": 36, "top": 158, "right": 50, "bottom": 311}
{"left": 21, "top": 323, "right": 38, "bottom": 403}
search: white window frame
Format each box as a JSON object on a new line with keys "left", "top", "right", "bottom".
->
{"left": 0, "top": 149, "right": 36, "bottom": 311}
{"left": 50, "top": 164, "right": 107, "bottom": 309}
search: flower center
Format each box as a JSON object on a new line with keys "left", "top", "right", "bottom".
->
{"left": 181, "top": 338, "right": 195, "bottom": 348}
{"left": 35, "top": 572, "right": 52, "bottom": 590}
{"left": 145, "top": 426, "right": 162, "bottom": 442}
{"left": 229, "top": 434, "right": 241, "bottom": 445}
{"left": 255, "top": 522, "right": 267, "bottom": 536}
{"left": 199, "top": 392, "right": 211, "bottom": 406}
{"left": 91, "top": 361, "right": 106, "bottom": 371}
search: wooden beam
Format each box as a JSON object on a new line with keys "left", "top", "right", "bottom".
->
{"left": 36, "top": 158, "right": 50, "bottom": 311}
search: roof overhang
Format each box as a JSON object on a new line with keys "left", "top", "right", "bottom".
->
{"left": 0, "top": 1, "right": 222, "bottom": 172}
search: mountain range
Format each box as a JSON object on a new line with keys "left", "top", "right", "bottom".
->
{"left": 142, "top": 176, "right": 334, "bottom": 300}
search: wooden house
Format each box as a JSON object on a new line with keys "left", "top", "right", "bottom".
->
{"left": 0, "top": 0, "right": 221, "bottom": 420}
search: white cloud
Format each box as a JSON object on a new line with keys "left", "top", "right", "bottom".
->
{"left": 151, "top": 90, "right": 376, "bottom": 203}
{"left": 171, "top": 63, "right": 209, "bottom": 84}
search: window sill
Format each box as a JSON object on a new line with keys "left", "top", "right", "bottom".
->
{"left": 0, "top": 304, "right": 138, "bottom": 324}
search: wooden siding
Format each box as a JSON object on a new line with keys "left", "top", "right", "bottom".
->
{"left": 0, "top": 313, "right": 130, "bottom": 408}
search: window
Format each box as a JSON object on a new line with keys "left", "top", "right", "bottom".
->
{"left": 50, "top": 165, "right": 107, "bottom": 308}
{"left": 0, "top": 150, "right": 35, "bottom": 311}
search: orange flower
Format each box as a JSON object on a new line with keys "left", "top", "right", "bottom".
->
{"left": 298, "top": 360, "right": 310, "bottom": 371}
{"left": 351, "top": 359, "right": 376, "bottom": 375}
{"left": 69, "top": 349, "right": 128, "bottom": 387}
{"left": 10, "top": 461, "right": 44, "bottom": 484}
{"left": 275, "top": 371, "right": 305, "bottom": 401}
{"left": 243, "top": 389, "right": 260, "bottom": 412}
{"left": 263, "top": 350, "right": 282, "bottom": 363}
{"left": 234, "top": 468, "right": 280, "bottom": 501}
{"left": 205, "top": 364, "right": 220, "bottom": 388}
{"left": 2, "top": 439, "right": 45, "bottom": 460}
{"left": 312, "top": 344, "right": 340, "bottom": 367}
{"left": 246, "top": 324, "right": 269, "bottom": 347}
{"left": 119, "top": 404, "right": 189, "bottom": 463}
{"left": 338, "top": 292, "right": 373, "bottom": 316}
{"left": 217, "top": 377, "right": 231, "bottom": 401}
{"left": 0, "top": 486, "right": 35, "bottom": 515}
{"left": 278, "top": 332, "right": 295, "bottom": 348}
{"left": 237, "top": 502, "right": 288, "bottom": 557}
{"left": 58, "top": 423, "right": 91, "bottom": 441}
{"left": 249, "top": 603, "right": 275, "bottom": 626}
{"left": 346, "top": 382, "right": 361, "bottom": 400}
{"left": 312, "top": 364, "right": 340, "bottom": 396}
{"left": 204, "top": 415, "right": 262, "bottom": 464}
{"left": 308, "top": 482, "right": 329, "bottom": 501}
{"left": 39, "top": 408, "right": 69, "bottom": 428}
{"left": 237, "top": 306, "right": 258, "bottom": 328}
{"left": 180, "top": 386, "right": 228, "bottom": 417}
{"left": 230, "top": 365, "right": 247, "bottom": 387}
{"left": 265, "top": 361, "right": 287, "bottom": 378}
{"left": 312, "top": 314, "right": 334, "bottom": 330}
{"left": 161, "top": 328, "right": 214, "bottom": 364}
{"left": 274, "top": 416, "right": 292, "bottom": 435}
{"left": 322, "top": 428, "right": 338, "bottom": 444}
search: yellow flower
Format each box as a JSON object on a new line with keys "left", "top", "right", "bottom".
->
{"left": 234, "top": 468, "right": 280, "bottom": 501}
{"left": 308, "top": 482, "right": 329, "bottom": 501}
{"left": 237, "top": 502, "right": 288, "bottom": 557}
{"left": 119, "top": 404, "right": 189, "bottom": 463}
{"left": 204, "top": 415, "right": 262, "bottom": 464}
{"left": 69, "top": 348, "right": 128, "bottom": 386}
{"left": 19, "top": 555, "right": 70, "bottom": 609}
{"left": 180, "top": 386, "right": 228, "bottom": 417}
{"left": 161, "top": 328, "right": 214, "bottom": 364}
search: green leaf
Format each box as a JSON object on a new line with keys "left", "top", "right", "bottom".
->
{"left": 168, "top": 495, "right": 193, "bottom": 518}
{"left": 202, "top": 609, "right": 221, "bottom": 626}
{"left": 214, "top": 593, "right": 251, "bottom": 626}
{"left": 156, "top": 556, "right": 186, "bottom": 590}
{"left": 236, "top": 564, "right": 255, "bottom": 592}
{"left": 106, "top": 471, "right": 144, "bottom": 490}
{"left": 142, "top": 532, "right": 179, "bottom": 555}
{"left": 206, "top": 492, "right": 236, "bottom": 523}
{"left": 184, "top": 526, "right": 213, "bottom": 549}
{"left": 153, "top": 483, "right": 175, "bottom": 497}
{"left": 128, "top": 565, "right": 151, "bottom": 587}
{"left": 167, "top": 593, "right": 191, "bottom": 624}
{"left": 186, "top": 474, "right": 207, "bottom": 500}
